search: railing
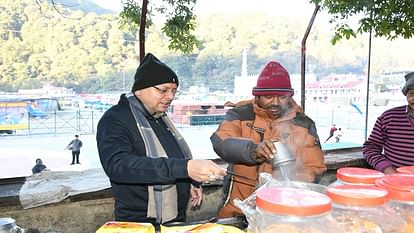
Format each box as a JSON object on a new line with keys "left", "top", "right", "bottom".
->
{"left": 5, "top": 109, "right": 106, "bottom": 136}
{"left": 1, "top": 103, "right": 392, "bottom": 140}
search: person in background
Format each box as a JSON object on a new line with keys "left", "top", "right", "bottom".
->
{"left": 65, "top": 134, "right": 83, "bottom": 165}
{"left": 324, "top": 124, "right": 337, "bottom": 143}
{"left": 32, "top": 158, "right": 47, "bottom": 174}
{"left": 363, "top": 71, "right": 414, "bottom": 174}
{"left": 335, "top": 127, "right": 343, "bottom": 143}
{"left": 96, "top": 53, "right": 226, "bottom": 226}
{"left": 210, "top": 60, "right": 326, "bottom": 218}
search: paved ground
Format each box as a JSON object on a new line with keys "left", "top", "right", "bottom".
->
{"left": 0, "top": 125, "right": 364, "bottom": 179}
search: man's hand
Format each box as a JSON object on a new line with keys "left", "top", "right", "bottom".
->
{"left": 190, "top": 185, "right": 202, "bottom": 207}
{"left": 187, "top": 160, "right": 227, "bottom": 183}
{"left": 254, "top": 140, "right": 276, "bottom": 162}
{"left": 383, "top": 166, "right": 397, "bottom": 174}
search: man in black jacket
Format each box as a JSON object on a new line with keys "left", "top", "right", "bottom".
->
{"left": 96, "top": 53, "right": 225, "bottom": 226}
{"left": 32, "top": 158, "right": 47, "bottom": 174}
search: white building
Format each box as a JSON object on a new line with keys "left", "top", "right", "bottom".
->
{"left": 18, "top": 83, "right": 75, "bottom": 98}
{"left": 305, "top": 74, "right": 366, "bottom": 104}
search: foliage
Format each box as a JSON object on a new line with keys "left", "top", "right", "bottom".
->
{"left": 119, "top": 0, "right": 201, "bottom": 56}
{"left": 119, "top": 0, "right": 148, "bottom": 33}
{"left": 310, "top": 0, "right": 414, "bottom": 44}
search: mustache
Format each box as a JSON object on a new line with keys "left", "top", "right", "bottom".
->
{"left": 268, "top": 103, "right": 293, "bottom": 118}
{"left": 269, "top": 105, "right": 282, "bottom": 110}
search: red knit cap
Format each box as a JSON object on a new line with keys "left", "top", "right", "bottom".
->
{"left": 252, "top": 61, "right": 294, "bottom": 96}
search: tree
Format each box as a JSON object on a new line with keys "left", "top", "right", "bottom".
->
{"left": 310, "top": 0, "right": 414, "bottom": 44}
{"left": 119, "top": 0, "right": 201, "bottom": 61}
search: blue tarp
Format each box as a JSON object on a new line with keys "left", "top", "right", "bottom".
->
{"left": 351, "top": 103, "right": 363, "bottom": 115}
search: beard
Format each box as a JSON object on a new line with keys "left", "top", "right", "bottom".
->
{"left": 269, "top": 101, "right": 293, "bottom": 118}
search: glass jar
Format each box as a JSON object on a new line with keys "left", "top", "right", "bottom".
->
{"left": 326, "top": 184, "right": 406, "bottom": 233}
{"left": 396, "top": 166, "right": 414, "bottom": 174}
{"left": 330, "top": 167, "right": 385, "bottom": 187}
{"left": 253, "top": 187, "right": 345, "bottom": 233}
{"left": 375, "top": 173, "right": 414, "bottom": 232}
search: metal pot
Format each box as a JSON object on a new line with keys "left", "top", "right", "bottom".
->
{"left": 0, "top": 218, "right": 23, "bottom": 233}
{"left": 271, "top": 141, "right": 295, "bottom": 167}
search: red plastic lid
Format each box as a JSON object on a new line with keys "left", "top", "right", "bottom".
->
{"left": 397, "top": 166, "right": 414, "bottom": 174}
{"left": 326, "top": 184, "right": 388, "bottom": 206}
{"left": 336, "top": 167, "right": 385, "bottom": 184}
{"left": 375, "top": 174, "right": 414, "bottom": 201}
{"left": 256, "top": 187, "right": 331, "bottom": 216}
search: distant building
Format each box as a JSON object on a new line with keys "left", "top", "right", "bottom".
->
{"left": 305, "top": 74, "right": 366, "bottom": 104}
{"left": 18, "top": 83, "right": 75, "bottom": 98}
{"left": 379, "top": 70, "right": 410, "bottom": 90}
{"left": 370, "top": 71, "right": 409, "bottom": 106}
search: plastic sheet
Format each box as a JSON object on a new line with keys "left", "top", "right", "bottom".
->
{"left": 19, "top": 168, "right": 110, "bottom": 209}
{"left": 234, "top": 173, "right": 328, "bottom": 232}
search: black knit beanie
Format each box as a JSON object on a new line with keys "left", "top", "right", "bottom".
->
{"left": 131, "top": 53, "right": 179, "bottom": 92}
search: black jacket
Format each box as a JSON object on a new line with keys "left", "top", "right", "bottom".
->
{"left": 32, "top": 164, "right": 46, "bottom": 174}
{"left": 96, "top": 94, "right": 191, "bottom": 224}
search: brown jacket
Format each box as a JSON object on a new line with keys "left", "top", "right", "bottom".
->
{"left": 210, "top": 98, "right": 326, "bottom": 218}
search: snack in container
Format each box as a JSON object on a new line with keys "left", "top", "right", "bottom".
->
{"left": 375, "top": 173, "right": 414, "bottom": 232}
{"left": 326, "top": 184, "right": 408, "bottom": 233}
{"left": 235, "top": 173, "right": 344, "bottom": 233}
{"left": 95, "top": 221, "right": 155, "bottom": 233}
{"left": 160, "top": 222, "right": 246, "bottom": 232}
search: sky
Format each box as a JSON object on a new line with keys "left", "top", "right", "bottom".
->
{"left": 195, "top": 0, "right": 317, "bottom": 18}
{"left": 90, "top": 0, "right": 320, "bottom": 19}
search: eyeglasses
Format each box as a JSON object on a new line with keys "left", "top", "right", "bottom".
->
{"left": 152, "top": 86, "right": 180, "bottom": 95}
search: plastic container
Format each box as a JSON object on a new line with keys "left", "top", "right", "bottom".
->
{"left": 397, "top": 166, "right": 414, "bottom": 174}
{"left": 326, "top": 184, "right": 406, "bottom": 233}
{"left": 375, "top": 174, "right": 414, "bottom": 232}
{"left": 235, "top": 173, "right": 330, "bottom": 232}
{"left": 330, "top": 167, "right": 385, "bottom": 186}
{"left": 252, "top": 187, "right": 344, "bottom": 233}
{"left": 96, "top": 221, "right": 155, "bottom": 233}
{"left": 160, "top": 223, "right": 246, "bottom": 232}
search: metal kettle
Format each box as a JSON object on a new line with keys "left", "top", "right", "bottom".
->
{"left": 271, "top": 141, "right": 295, "bottom": 168}
{"left": 0, "top": 218, "right": 23, "bottom": 233}
{"left": 271, "top": 141, "right": 296, "bottom": 181}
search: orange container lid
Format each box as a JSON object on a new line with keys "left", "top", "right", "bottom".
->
{"left": 397, "top": 166, "right": 414, "bottom": 174}
{"left": 336, "top": 167, "right": 385, "bottom": 184}
{"left": 256, "top": 187, "right": 331, "bottom": 216}
{"left": 326, "top": 184, "right": 388, "bottom": 206}
{"left": 375, "top": 174, "right": 414, "bottom": 201}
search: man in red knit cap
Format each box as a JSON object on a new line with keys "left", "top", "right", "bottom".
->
{"left": 210, "top": 61, "right": 326, "bottom": 219}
